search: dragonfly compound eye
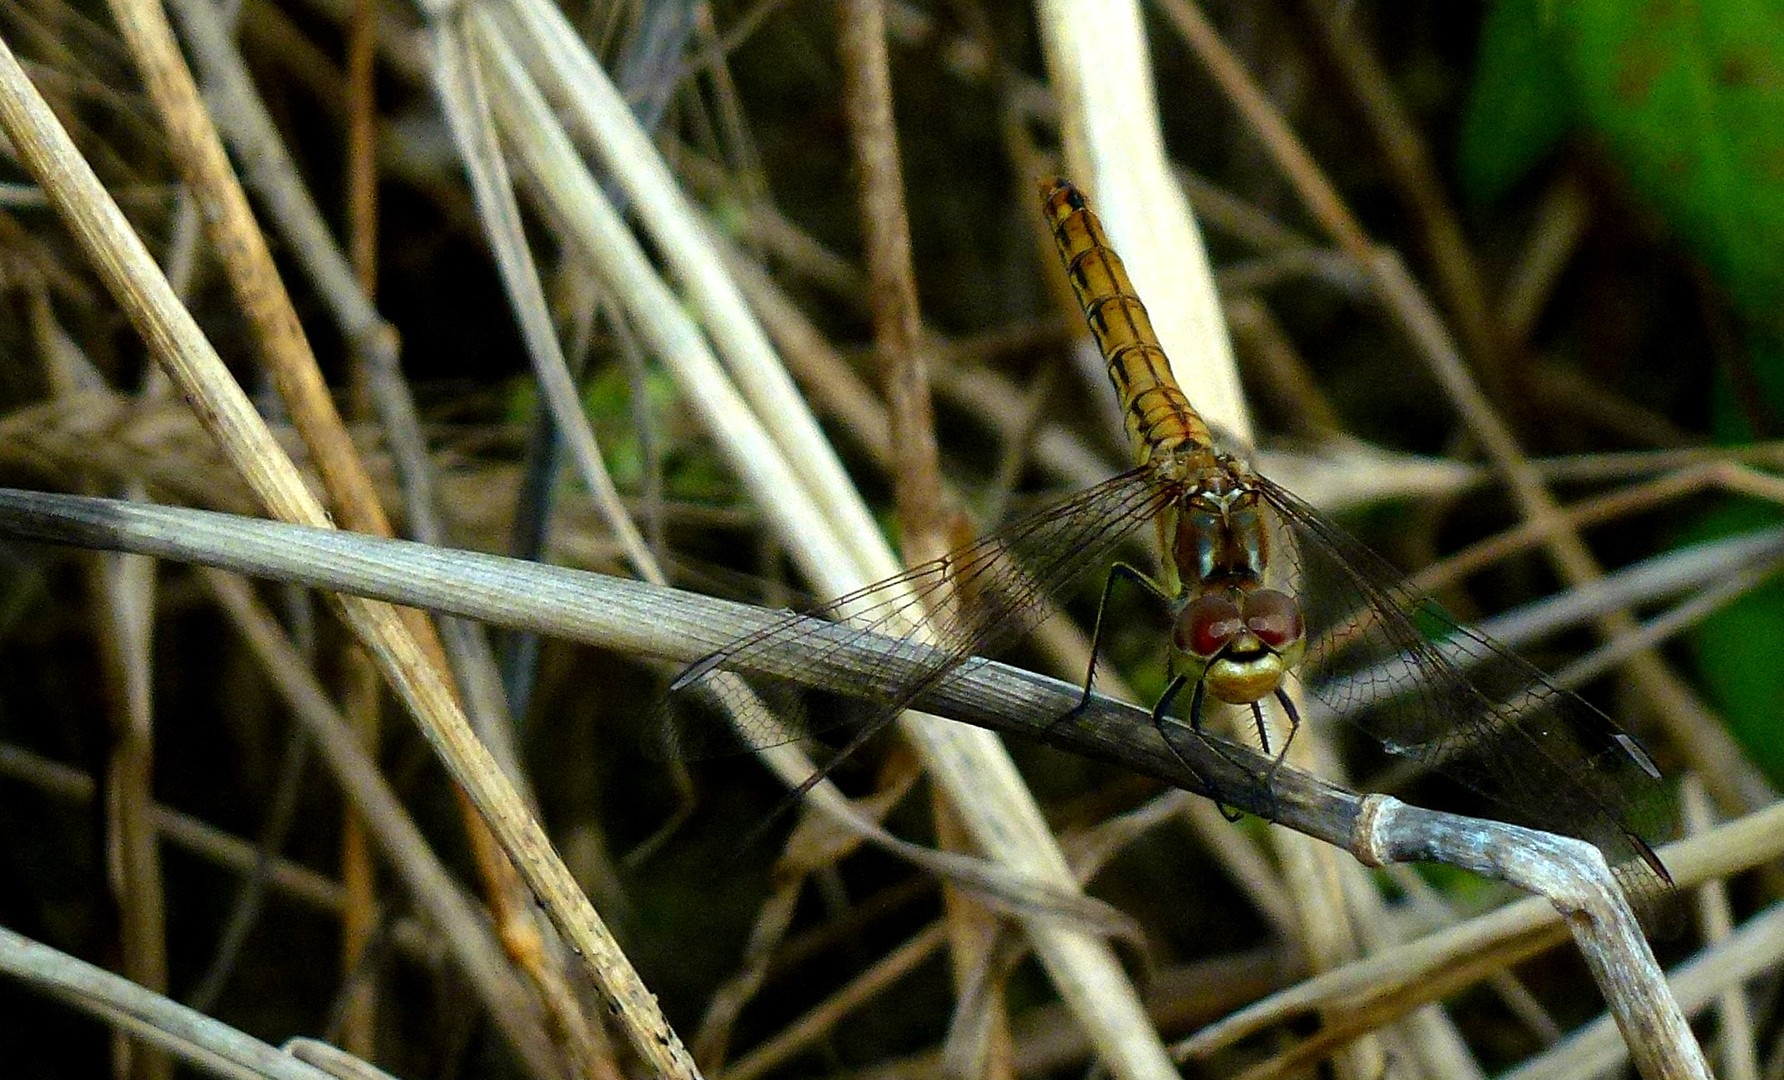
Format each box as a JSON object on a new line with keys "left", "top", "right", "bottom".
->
{"left": 1242, "top": 589, "right": 1304, "bottom": 651}
{"left": 1176, "top": 594, "right": 1244, "bottom": 659}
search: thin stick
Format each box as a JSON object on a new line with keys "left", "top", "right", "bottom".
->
{"left": 1298, "top": 0, "right": 1507, "bottom": 390}
{"left": 723, "top": 924, "right": 950, "bottom": 1080}
{"left": 837, "top": 0, "right": 944, "bottom": 566}
{"left": 0, "top": 925, "right": 341, "bottom": 1080}
{"left": 12, "top": 488, "right": 1764, "bottom": 1079}
{"left": 93, "top": 542, "right": 170, "bottom": 1080}
{"left": 343, "top": 0, "right": 384, "bottom": 1048}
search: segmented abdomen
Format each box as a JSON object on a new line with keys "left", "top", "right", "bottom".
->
{"left": 1041, "top": 179, "right": 1210, "bottom": 463}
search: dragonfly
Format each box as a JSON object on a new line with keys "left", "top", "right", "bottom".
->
{"left": 661, "top": 178, "right": 1672, "bottom": 901}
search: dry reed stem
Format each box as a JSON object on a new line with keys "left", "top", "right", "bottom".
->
{"left": 117, "top": 0, "right": 598, "bottom": 1065}
{"left": 721, "top": 923, "right": 950, "bottom": 1080}
{"left": 1181, "top": 790, "right": 1784, "bottom": 1072}
{"left": 837, "top": 0, "right": 944, "bottom": 569}
{"left": 0, "top": 29, "right": 680, "bottom": 1080}
{"left": 93, "top": 536, "right": 170, "bottom": 1080}
{"left": 0, "top": 925, "right": 344, "bottom": 1080}
{"left": 1682, "top": 778, "right": 1759, "bottom": 1080}
{"left": 343, "top": 0, "right": 384, "bottom": 1049}
{"left": 839, "top": 7, "right": 1014, "bottom": 1068}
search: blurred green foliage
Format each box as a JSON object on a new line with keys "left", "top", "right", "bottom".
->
{"left": 1462, "top": 0, "right": 1784, "bottom": 783}
{"left": 1462, "top": 0, "right": 1784, "bottom": 327}
{"left": 505, "top": 362, "right": 735, "bottom": 504}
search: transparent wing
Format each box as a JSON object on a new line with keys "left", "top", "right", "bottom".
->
{"left": 1252, "top": 474, "right": 1674, "bottom": 904}
{"left": 653, "top": 464, "right": 1180, "bottom": 760}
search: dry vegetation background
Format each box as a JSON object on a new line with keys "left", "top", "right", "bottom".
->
{"left": 0, "top": 0, "right": 1781, "bottom": 1078}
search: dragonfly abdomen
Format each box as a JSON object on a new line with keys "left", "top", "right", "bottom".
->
{"left": 1105, "top": 341, "right": 1207, "bottom": 462}
{"left": 1041, "top": 179, "right": 1212, "bottom": 460}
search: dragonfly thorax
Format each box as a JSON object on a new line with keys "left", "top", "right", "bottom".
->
{"left": 1173, "top": 465, "right": 1270, "bottom": 589}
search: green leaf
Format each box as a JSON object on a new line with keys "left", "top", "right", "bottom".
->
{"left": 1459, "top": 0, "right": 1578, "bottom": 204}
{"left": 1555, "top": 0, "right": 1784, "bottom": 330}
{"left": 1681, "top": 497, "right": 1784, "bottom": 785}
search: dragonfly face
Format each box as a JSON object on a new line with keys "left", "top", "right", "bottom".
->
{"left": 1174, "top": 586, "right": 1306, "bottom": 706}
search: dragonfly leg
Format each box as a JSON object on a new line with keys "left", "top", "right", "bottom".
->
{"left": 1152, "top": 672, "right": 1190, "bottom": 728}
{"left": 1074, "top": 561, "right": 1175, "bottom": 714}
{"left": 1151, "top": 675, "right": 1243, "bottom": 823}
{"left": 1248, "top": 701, "right": 1272, "bottom": 756}
{"left": 1262, "top": 687, "right": 1302, "bottom": 788}
{"left": 1626, "top": 830, "right": 1675, "bottom": 887}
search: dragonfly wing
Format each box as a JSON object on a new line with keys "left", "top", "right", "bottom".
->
{"left": 654, "top": 465, "right": 1180, "bottom": 761}
{"left": 1252, "top": 475, "right": 1674, "bottom": 901}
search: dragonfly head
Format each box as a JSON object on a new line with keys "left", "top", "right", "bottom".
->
{"left": 1173, "top": 587, "right": 1306, "bottom": 705}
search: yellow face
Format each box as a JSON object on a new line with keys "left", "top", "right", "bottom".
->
{"left": 1171, "top": 587, "right": 1307, "bottom": 705}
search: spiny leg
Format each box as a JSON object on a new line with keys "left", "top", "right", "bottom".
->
{"left": 1248, "top": 700, "right": 1272, "bottom": 755}
{"left": 1065, "top": 562, "right": 1254, "bottom": 823}
{"left": 1054, "top": 560, "right": 1174, "bottom": 743}
{"left": 1150, "top": 672, "right": 1189, "bottom": 755}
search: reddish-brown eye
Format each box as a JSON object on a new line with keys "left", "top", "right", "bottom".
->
{"left": 1243, "top": 589, "right": 1304, "bottom": 649}
{"left": 1177, "top": 594, "right": 1243, "bottom": 658}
